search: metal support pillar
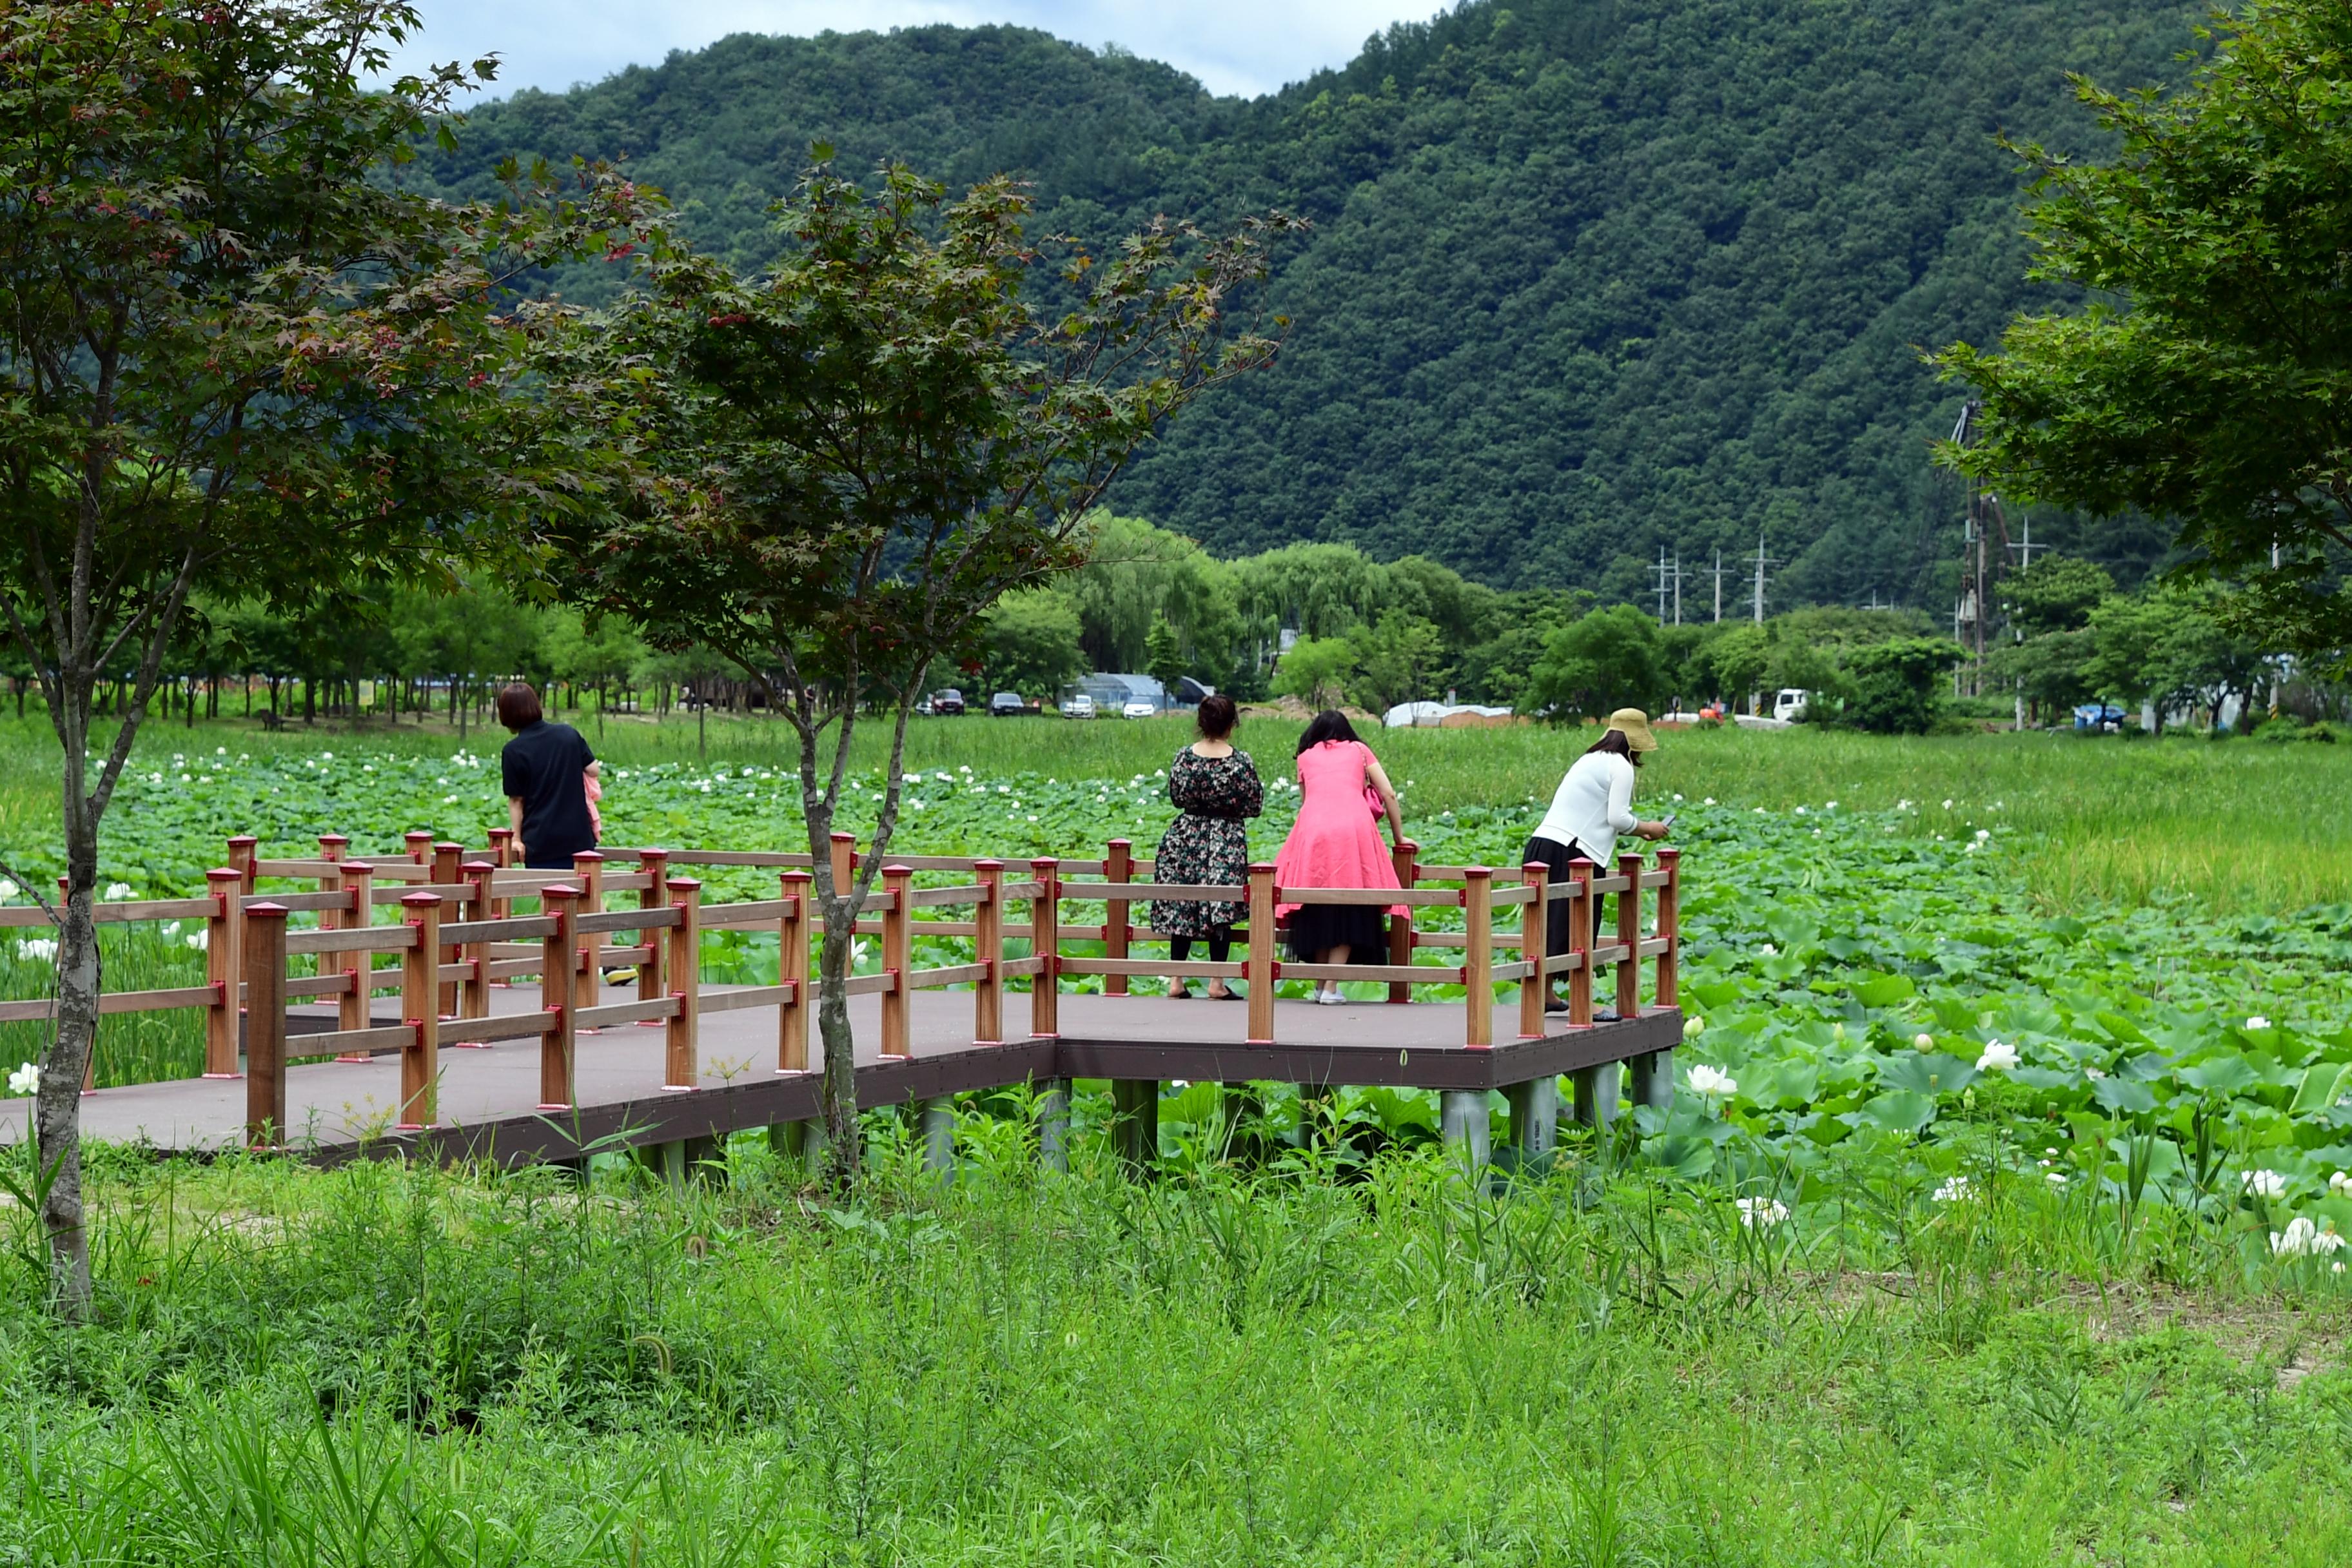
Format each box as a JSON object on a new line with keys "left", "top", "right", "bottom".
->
{"left": 1572, "top": 1063, "right": 1620, "bottom": 1130}
{"left": 917, "top": 1097, "right": 956, "bottom": 1179}
{"left": 1037, "top": 1079, "right": 1071, "bottom": 1172}
{"left": 1440, "top": 1090, "right": 1491, "bottom": 1169}
{"left": 1627, "top": 1049, "right": 1676, "bottom": 1115}
{"left": 1505, "top": 1077, "right": 1558, "bottom": 1162}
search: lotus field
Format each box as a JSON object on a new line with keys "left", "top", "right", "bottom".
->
{"left": 7, "top": 725, "right": 2351, "bottom": 1276}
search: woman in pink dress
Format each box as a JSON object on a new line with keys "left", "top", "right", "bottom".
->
{"left": 1274, "top": 710, "right": 1406, "bottom": 1004}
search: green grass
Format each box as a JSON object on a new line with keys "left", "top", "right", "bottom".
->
{"left": 4, "top": 1143, "right": 2351, "bottom": 1565}
{"left": 7, "top": 708, "right": 2349, "bottom": 912}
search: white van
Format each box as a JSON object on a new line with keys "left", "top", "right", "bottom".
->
{"left": 1772, "top": 689, "right": 1810, "bottom": 723}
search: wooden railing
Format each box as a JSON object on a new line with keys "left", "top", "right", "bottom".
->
{"left": 1, "top": 829, "right": 1681, "bottom": 1150}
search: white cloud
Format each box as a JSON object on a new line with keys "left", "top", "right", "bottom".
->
{"left": 389, "top": 1, "right": 1442, "bottom": 101}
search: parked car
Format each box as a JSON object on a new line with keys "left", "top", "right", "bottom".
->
{"left": 1059, "top": 693, "right": 1096, "bottom": 720}
{"left": 1771, "top": 688, "right": 1810, "bottom": 723}
{"left": 2073, "top": 702, "right": 2127, "bottom": 732}
{"left": 1121, "top": 699, "right": 1158, "bottom": 720}
{"left": 931, "top": 688, "right": 965, "bottom": 716}
{"left": 989, "top": 691, "right": 1026, "bottom": 717}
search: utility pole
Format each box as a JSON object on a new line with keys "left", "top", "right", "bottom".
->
{"left": 1750, "top": 531, "right": 1775, "bottom": 623}
{"left": 1712, "top": 551, "right": 1725, "bottom": 622}
{"left": 1672, "top": 554, "right": 1683, "bottom": 625}
{"left": 1654, "top": 545, "right": 1672, "bottom": 622}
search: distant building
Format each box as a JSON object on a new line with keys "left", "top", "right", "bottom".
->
{"left": 1073, "top": 672, "right": 1168, "bottom": 712}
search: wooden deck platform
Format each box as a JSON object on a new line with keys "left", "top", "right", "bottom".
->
{"left": 0, "top": 980, "right": 1680, "bottom": 1166}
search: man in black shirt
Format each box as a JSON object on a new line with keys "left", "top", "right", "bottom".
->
{"left": 497, "top": 683, "right": 598, "bottom": 869}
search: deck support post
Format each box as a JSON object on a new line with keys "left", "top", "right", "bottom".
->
{"left": 879, "top": 865, "right": 912, "bottom": 1057}
{"left": 1616, "top": 851, "right": 1645, "bottom": 1020}
{"left": 635, "top": 848, "right": 670, "bottom": 1013}
{"left": 1028, "top": 858, "right": 1060, "bottom": 1037}
{"left": 917, "top": 1097, "right": 956, "bottom": 1178}
{"left": 433, "top": 843, "right": 464, "bottom": 1017}
{"left": 458, "top": 863, "right": 495, "bottom": 1027}
{"left": 1627, "top": 1051, "right": 1676, "bottom": 1113}
{"left": 1505, "top": 1076, "right": 1558, "bottom": 1163}
{"left": 1440, "top": 1090, "right": 1490, "bottom": 1169}
{"left": 1037, "top": 1078, "right": 1070, "bottom": 1171}
{"left": 1244, "top": 863, "right": 1276, "bottom": 1044}
{"left": 572, "top": 851, "right": 605, "bottom": 1021}
{"left": 972, "top": 861, "right": 1004, "bottom": 1044}
{"left": 770, "top": 1118, "right": 825, "bottom": 1174}
{"left": 538, "top": 885, "right": 578, "bottom": 1110}
{"left": 1386, "top": 838, "right": 1418, "bottom": 1003}
{"left": 1109, "top": 1079, "right": 1157, "bottom": 1174}
{"left": 1571, "top": 1062, "right": 1620, "bottom": 1131}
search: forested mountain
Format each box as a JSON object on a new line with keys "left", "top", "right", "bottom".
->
{"left": 404, "top": 0, "right": 2195, "bottom": 606}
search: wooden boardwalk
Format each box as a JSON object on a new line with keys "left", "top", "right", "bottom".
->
{"left": 1, "top": 981, "right": 1680, "bottom": 1164}
{"left": 1, "top": 829, "right": 1687, "bottom": 1168}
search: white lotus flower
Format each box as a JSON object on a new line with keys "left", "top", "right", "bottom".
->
{"left": 2245, "top": 1015, "right": 2272, "bottom": 1031}
{"left": 2045, "top": 1171, "right": 2068, "bottom": 1186}
{"left": 2271, "top": 1217, "right": 2329, "bottom": 1257}
{"left": 104, "top": 882, "right": 134, "bottom": 899}
{"left": 1793, "top": 805, "right": 1807, "bottom": 815}
{"left": 1932, "top": 1175, "right": 1974, "bottom": 1203}
{"left": 1913, "top": 1032, "right": 1936, "bottom": 1052}
{"left": 2084, "top": 1066, "right": 2107, "bottom": 1081}
{"left": 6, "top": 1061, "right": 38, "bottom": 1095}
{"left": 15, "top": 939, "right": 57, "bottom": 962}
{"left": 1975, "top": 1040, "right": 2018, "bottom": 1072}
{"left": 0, "top": 879, "right": 15, "bottom": 897}
{"left": 1941, "top": 799, "right": 1954, "bottom": 809}
{"left": 1682, "top": 1015, "right": 1705, "bottom": 1041}
{"left": 1687, "top": 1064, "right": 1737, "bottom": 1098}
{"left": 1759, "top": 943, "right": 1777, "bottom": 957}
{"left": 184, "top": 932, "right": 207, "bottom": 951}
{"left": 2328, "top": 1171, "right": 2352, "bottom": 1198}
{"left": 1974, "top": 829, "right": 1990, "bottom": 843}
{"left": 1734, "top": 1196, "right": 1788, "bottom": 1229}
{"left": 2242, "top": 1169, "right": 2289, "bottom": 1201}
{"left": 1702, "top": 797, "right": 1716, "bottom": 805}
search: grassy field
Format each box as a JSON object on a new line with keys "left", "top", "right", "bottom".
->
{"left": 5, "top": 707, "right": 2352, "bottom": 1563}
{"left": 5, "top": 1145, "right": 2351, "bottom": 1565}
{"left": 5, "top": 707, "right": 2346, "bottom": 912}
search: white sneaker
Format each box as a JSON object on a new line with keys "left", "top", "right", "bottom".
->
{"left": 1316, "top": 989, "right": 1344, "bottom": 1005}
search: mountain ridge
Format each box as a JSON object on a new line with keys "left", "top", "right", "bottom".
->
{"left": 405, "top": 0, "right": 2195, "bottom": 605}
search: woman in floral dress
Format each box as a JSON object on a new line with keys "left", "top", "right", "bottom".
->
{"left": 1152, "top": 695, "right": 1262, "bottom": 999}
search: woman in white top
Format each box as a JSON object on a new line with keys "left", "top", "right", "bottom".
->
{"left": 1524, "top": 707, "right": 1671, "bottom": 1015}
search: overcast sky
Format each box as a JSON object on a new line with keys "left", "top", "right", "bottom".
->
{"left": 386, "top": 1, "right": 1449, "bottom": 101}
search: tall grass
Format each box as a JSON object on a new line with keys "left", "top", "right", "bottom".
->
{"left": 1, "top": 1137, "right": 2346, "bottom": 1563}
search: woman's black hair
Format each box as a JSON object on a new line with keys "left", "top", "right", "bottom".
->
{"left": 1195, "top": 693, "right": 1238, "bottom": 739}
{"left": 1297, "top": 709, "right": 1360, "bottom": 754}
{"left": 1584, "top": 729, "right": 1642, "bottom": 767}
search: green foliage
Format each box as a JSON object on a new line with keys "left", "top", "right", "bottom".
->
{"left": 1938, "top": 0, "right": 2352, "bottom": 661}
{"left": 1523, "top": 605, "right": 1666, "bottom": 720}
{"left": 2083, "top": 584, "right": 2271, "bottom": 730}
{"left": 1142, "top": 613, "right": 1186, "bottom": 689}
{"left": 1346, "top": 612, "right": 1446, "bottom": 714}
{"left": 984, "top": 589, "right": 1089, "bottom": 697}
{"left": 1273, "top": 635, "right": 1355, "bottom": 709}
{"left": 400, "top": 2, "right": 2199, "bottom": 602}
{"left": 1842, "top": 638, "right": 1963, "bottom": 734}
{"left": 2005, "top": 556, "right": 2116, "bottom": 638}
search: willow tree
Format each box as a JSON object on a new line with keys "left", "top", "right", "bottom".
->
{"left": 0, "top": 0, "right": 649, "bottom": 1312}
{"left": 551, "top": 157, "right": 1298, "bottom": 1180}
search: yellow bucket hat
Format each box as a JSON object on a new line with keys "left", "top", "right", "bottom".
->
{"left": 1608, "top": 707, "right": 1660, "bottom": 752}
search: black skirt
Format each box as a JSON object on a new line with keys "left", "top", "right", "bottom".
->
{"left": 1522, "top": 835, "right": 1610, "bottom": 957}
{"left": 1286, "top": 901, "right": 1388, "bottom": 963}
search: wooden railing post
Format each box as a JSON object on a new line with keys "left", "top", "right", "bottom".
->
{"left": 202, "top": 867, "right": 243, "bottom": 1078}
{"left": 334, "top": 861, "right": 377, "bottom": 1060}
{"left": 829, "top": 830, "right": 856, "bottom": 903}
{"left": 227, "top": 834, "right": 258, "bottom": 897}
{"left": 880, "top": 865, "right": 912, "bottom": 1057}
{"left": 242, "top": 903, "right": 288, "bottom": 1149}
{"left": 457, "top": 862, "right": 495, "bottom": 1029}
{"left": 1103, "top": 838, "right": 1132, "bottom": 997}
{"left": 665, "top": 878, "right": 701, "bottom": 1090}
{"left": 1463, "top": 867, "right": 1493, "bottom": 1049}
{"left": 1568, "top": 858, "right": 1596, "bottom": 1028}
{"left": 1655, "top": 846, "right": 1681, "bottom": 1008}
{"left": 1518, "top": 860, "right": 1549, "bottom": 1040}
{"left": 405, "top": 830, "right": 433, "bottom": 868}
{"left": 538, "top": 885, "right": 578, "bottom": 1110}
{"left": 397, "top": 890, "right": 442, "bottom": 1129}
{"left": 571, "top": 850, "right": 605, "bottom": 1021}
{"left": 315, "top": 834, "right": 348, "bottom": 986}
{"left": 1616, "top": 850, "right": 1645, "bottom": 1019}
{"left": 488, "top": 826, "right": 516, "bottom": 870}
{"left": 1028, "top": 858, "right": 1060, "bottom": 1037}
{"left": 1245, "top": 863, "right": 1276, "bottom": 1045}
{"left": 432, "top": 841, "right": 464, "bottom": 1017}
{"left": 1387, "top": 838, "right": 1420, "bottom": 1003}
{"left": 973, "top": 859, "right": 1004, "bottom": 1045}
{"left": 635, "top": 848, "right": 670, "bottom": 1014}
{"left": 778, "top": 870, "right": 812, "bottom": 1073}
